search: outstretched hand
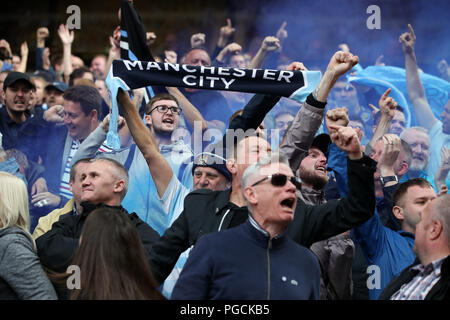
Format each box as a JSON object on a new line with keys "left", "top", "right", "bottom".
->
{"left": 57, "top": 24, "right": 74, "bottom": 45}
{"left": 399, "top": 24, "right": 416, "bottom": 54}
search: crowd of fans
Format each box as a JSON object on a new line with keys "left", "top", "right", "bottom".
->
{"left": 0, "top": 1, "right": 449, "bottom": 301}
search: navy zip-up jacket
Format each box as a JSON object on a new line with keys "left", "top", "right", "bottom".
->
{"left": 171, "top": 218, "right": 320, "bottom": 300}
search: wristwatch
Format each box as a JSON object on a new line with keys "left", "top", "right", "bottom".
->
{"left": 379, "top": 175, "right": 398, "bottom": 185}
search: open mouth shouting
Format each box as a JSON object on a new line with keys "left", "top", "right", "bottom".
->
{"left": 315, "top": 164, "right": 327, "bottom": 175}
{"left": 280, "top": 195, "right": 297, "bottom": 214}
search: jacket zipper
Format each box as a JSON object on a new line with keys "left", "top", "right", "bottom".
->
{"left": 267, "top": 238, "right": 272, "bottom": 300}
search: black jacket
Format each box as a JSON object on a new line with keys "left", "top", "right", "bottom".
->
{"left": 36, "top": 203, "right": 160, "bottom": 272}
{"left": 148, "top": 155, "right": 377, "bottom": 284}
{"left": 379, "top": 256, "right": 450, "bottom": 300}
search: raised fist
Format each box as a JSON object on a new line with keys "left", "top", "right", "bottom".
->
{"left": 326, "top": 51, "right": 359, "bottom": 77}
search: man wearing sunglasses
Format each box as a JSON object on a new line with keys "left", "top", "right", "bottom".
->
{"left": 148, "top": 51, "right": 377, "bottom": 289}
{"left": 172, "top": 153, "right": 321, "bottom": 299}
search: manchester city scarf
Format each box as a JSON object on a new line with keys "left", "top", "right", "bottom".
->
{"left": 105, "top": 60, "right": 322, "bottom": 149}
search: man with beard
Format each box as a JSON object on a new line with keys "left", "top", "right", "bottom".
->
{"left": 400, "top": 24, "right": 450, "bottom": 179}
{"left": 400, "top": 127, "right": 436, "bottom": 189}
{"left": 298, "top": 131, "right": 355, "bottom": 300}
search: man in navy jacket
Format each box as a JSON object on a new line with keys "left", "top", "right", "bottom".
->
{"left": 172, "top": 152, "right": 321, "bottom": 299}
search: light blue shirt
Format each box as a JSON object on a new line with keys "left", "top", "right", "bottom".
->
{"left": 426, "top": 121, "right": 450, "bottom": 180}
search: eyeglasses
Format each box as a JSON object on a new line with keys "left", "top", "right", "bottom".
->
{"left": 148, "top": 105, "right": 182, "bottom": 115}
{"left": 251, "top": 173, "right": 301, "bottom": 189}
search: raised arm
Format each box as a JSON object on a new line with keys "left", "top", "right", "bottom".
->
{"left": 105, "top": 26, "right": 121, "bottom": 76}
{"left": 366, "top": 88, "right": 398, "bottom": 154}
{"left": 57, "top": 24, "right": 74, "bottom": 84}
{"left": 117, "top": 88, "right": 173, "bottom": 198}
{"left": 214, "top": 42, "right": 242, "bottom": 66}
{"left": 400, "top": 24, "right": 438, "bottom": 130}
{"left": 248, "top": 36, "right": 281, "bottom": 69}
{"left": 280, "top": 51, "right": 359, "bottom": 171}
{"left": 17, "top": 41, "right": 28, "bottom": 73}
{"left": 218, "top": 19, "right": 235, "bottom": 47}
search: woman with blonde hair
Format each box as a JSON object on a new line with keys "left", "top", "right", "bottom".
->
{"left": 0, "top": 172, "right": 57, "bottom": 299}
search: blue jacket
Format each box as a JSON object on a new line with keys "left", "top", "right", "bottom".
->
{"left": 328, "top": 142, "right": 416, "bottom": 299}
{"left": 171, "top": 217, "right": 321, "bottom": 300}
{"left": 351, "top": 212, "right": 416, "bottom": 299}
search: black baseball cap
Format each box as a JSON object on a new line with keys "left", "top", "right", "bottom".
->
{"left": 45, "top": 81, "right": 68, "bottom": 93}
{"left": 3, "top": 71, "right": 35, "bottom": 91}
{"left": 311, "top": 133, "right": 331, "bottom": 157}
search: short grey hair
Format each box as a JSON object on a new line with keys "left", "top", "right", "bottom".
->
{"left": 400, "top": 126, "right": 430, "bottom": 138}
{"left": 91, "top": 158, "right": 129, "bottom": 200}
{"left": 431, "top": 194, "right": 450, "bottom": 244}
{"left": 241, "top": 152, "right": 290, "bottom": 196}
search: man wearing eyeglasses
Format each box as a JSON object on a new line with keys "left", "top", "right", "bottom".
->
{"left": 70, "top": 91, "right": 202, "bottom": 236}
{"left": 172, "top": 152, "right": 321, "bottom": 299}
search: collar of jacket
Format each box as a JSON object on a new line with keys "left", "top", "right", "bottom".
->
{"left": 213, "top": 188, "right": 234, "bottom": 215}
{"left": 299, "top": 185, "right": 326, "bottom": 205}
{"left": 247, "top": 213, "right": 287, "bottom": 247}
{"left": 79, "top": 202, "right": 126, "bottom": 219}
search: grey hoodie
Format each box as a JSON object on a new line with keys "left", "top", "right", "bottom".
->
{"left": 0, "top": 226, "right": 57, "bottom": 300}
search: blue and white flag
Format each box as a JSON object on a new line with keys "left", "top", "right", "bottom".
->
{"left": 106, "top": 59, "right": 322, "bottom": 148}
{"left": 106, "top": 0, "right": 157, "bottom": 149}
{"left": 348, "top": 65, "right": 450, "bottom": 127}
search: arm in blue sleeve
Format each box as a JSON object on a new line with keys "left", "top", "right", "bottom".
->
{"left": 327, "top": 142, "right": 350, "bottom": 198}
{"left": 351, "top": 211, "right": 386, "bottom": 264}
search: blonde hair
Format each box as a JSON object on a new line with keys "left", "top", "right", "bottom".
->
{"left": 0, "top": 172, "right": 31, "bottom": 235}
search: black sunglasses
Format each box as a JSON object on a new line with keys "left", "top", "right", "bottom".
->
{"left": 251, "top": 173, "right": 301, "bottom": 189}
